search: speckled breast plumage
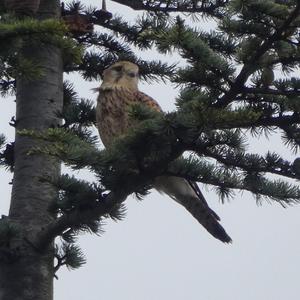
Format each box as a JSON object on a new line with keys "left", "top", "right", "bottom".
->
{"left": 96, "top": 87, "right": 161, "bottom": 147}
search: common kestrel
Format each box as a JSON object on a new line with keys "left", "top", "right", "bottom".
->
{"left": 96, "top": 61, "right": 232, "bottom": 243}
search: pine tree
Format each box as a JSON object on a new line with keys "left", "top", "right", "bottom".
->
{"left": 0, "top": 0, "right": 299, "bottom": 299}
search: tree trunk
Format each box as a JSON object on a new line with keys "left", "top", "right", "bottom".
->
{"left": 0, "top": 1, "right": 62, "bottom": 299}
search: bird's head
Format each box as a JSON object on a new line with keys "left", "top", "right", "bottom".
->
{"left": 101, "top": 61, "right": 139, "bottom": 91}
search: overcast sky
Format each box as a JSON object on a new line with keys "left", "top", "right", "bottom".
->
{"left": 1, "top": 1, "right": 300, "bottom": 299}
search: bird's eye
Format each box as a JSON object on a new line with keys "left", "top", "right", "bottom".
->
{"left": 112, "top": 66, "right": 122, "bottom": 72}
{"left": 128, "top": 72, "right": 136, "bottom": 78}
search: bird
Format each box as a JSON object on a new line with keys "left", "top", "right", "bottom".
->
{"left": 96, "top": 61, "right": 232, "bottom": 243}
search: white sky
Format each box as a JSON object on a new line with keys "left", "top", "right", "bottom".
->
{"left": 1, "top": 1, "right": 300, "bottom": 299}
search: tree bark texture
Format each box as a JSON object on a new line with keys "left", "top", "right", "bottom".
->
{"left": 0, "top": 1, "right": 62, "bottom": 299}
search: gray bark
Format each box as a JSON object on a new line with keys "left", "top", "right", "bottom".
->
{"left": 0, "top": 1, "right": 62, "bottom": 299}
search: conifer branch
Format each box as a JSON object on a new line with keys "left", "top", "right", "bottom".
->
{"left": 214, "top": 2, "right": 300, "bottom": 108}
{"left": 166, "top": 157, "right": 300, "bottom": 206}
{"left": 242, "top": 87, "right": 300, "bottom": 97}
{"left": 35, "top": 190, "right": 128, "bottom": 250}
{"left": 0, "top": 19, "right": 66, "bottom": 38}
{"left": 197, "top": 148, "right": 298, "bottom": 180}
{"left": 111, "top": 0, "right": 228, "bottom": 17}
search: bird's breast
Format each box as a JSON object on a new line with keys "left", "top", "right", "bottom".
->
{"left": 96, "top": 88, "right": 137, "bottom": 147}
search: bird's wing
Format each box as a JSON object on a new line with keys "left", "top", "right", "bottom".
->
{"left": 135, "top": 91, "right": 163, "bottom": 113}
{"left": 154, "top": 176, "right": 232, "bottom": 243}
{"left": 187, "top": 180, "right": 221, "bottom": 221}
{"left": 135, "top": 91, "right": 232, "bottom": 243}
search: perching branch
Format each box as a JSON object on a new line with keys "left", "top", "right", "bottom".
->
{"left": 31, "top": 106, "right": 300, "bottom": 250}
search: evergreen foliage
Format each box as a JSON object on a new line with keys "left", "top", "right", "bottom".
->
{"left": 0, "top": 15, "right": 82, "bottom": 93}
{"left": 0, "top": 134, "right": 14, "bottom": 171}
{"left": 0, "top": 0, "right": 300, "bottom": 272}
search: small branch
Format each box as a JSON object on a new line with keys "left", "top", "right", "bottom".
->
{"left": 216, "top": 114, "right": 300, "bottom": 131}
{"left": 199, "top": 148, "right": 298, "bottom": 180}
{"left": 166, "top": 170, "right": 299, "bottom": 207}
{"left": 242, "top": 87, "right": 300, "bottom": 97}
{"left": 213, "top": 3, "right": 300, "bottom": 108}
{"left": 34, "top": 191, "right": 128, "bottom": 250}
{"left": 54, "top": 253, "right": 66, "bottom": 274}
{"left": 250, "top": 114, "right": 300, "bottom": 129}
{"left": 110, "top": 0, "right": 229, "bottom": 17}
